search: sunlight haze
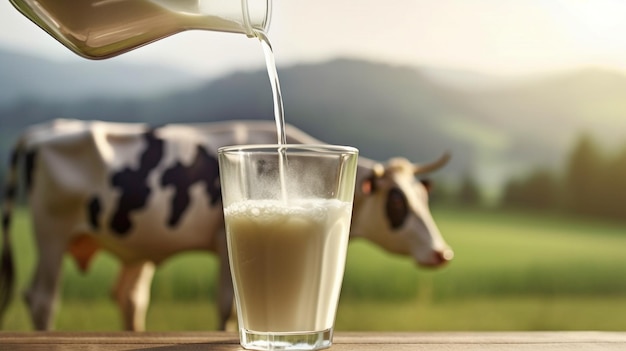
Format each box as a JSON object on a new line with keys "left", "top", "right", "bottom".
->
{"left": 1, "top": 0, "right": 626, "bottom": 78}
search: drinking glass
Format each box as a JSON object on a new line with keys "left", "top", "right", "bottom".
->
{"left": 218, "top": 144, "right": 359, "bottom": 351}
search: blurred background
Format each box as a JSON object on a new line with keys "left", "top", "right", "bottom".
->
{"left": 3, "top": 0, "right": 626, "bottom": 331}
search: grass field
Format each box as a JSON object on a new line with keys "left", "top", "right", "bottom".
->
{"left": 3, "top": 206, "right": 626, "bottom": 331}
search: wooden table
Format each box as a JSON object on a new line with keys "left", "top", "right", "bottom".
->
{"left": 2, "top": 331, "right": 626, "bottom": 350}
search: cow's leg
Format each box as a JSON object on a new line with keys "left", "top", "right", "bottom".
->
{"left": 216, "top": 228, "right": 235, "bottom": 331}
{"left": 23, "top": 238, "right": 66, "bottom": 330}
{"left": 112, "top": 261, "right": 155, "bottom": 331}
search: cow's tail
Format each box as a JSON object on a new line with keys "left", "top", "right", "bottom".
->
{"left": 0, "top": 136, "right": 26, "bottom": 326}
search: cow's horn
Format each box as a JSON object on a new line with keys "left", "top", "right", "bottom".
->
{"left": 414, "top": 152, "right": 451, "bottom": 175}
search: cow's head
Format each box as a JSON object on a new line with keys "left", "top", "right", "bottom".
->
{"left": 351, "top": 153, "right": 453, "bottom": 267}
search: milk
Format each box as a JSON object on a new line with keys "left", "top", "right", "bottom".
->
{"left": 224, "top": 199, "right": 352, "bottom": 332}
{"left": 9, "top": 0, "right": 269, "bottom": 59}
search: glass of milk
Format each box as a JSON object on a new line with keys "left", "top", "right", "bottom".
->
{"left": 218, "top": 144, "right": 359, "bottom": 351}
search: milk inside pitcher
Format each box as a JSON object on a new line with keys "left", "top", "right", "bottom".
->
{"left": 9, "top": 0, "right": 271, "bottom": 59}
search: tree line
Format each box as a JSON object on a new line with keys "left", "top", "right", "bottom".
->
{"left": 448, "top": 133, "right": 626, "bottom": 221}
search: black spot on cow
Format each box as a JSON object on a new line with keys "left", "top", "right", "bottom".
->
{"left": 161, "top": 145, "right": 220, "bottom": 227}
{"left": 386, "top": 187, "right": 409, "bottom": 229}
{"left": 109, "top": 131, "right": 164, "bottom": 236}
{"left": 87, "top": 197, "right": 101, "bottom": 230}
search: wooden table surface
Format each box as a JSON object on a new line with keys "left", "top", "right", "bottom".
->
{"left": 2, "top": 331, "right": 626, "bottom": 350}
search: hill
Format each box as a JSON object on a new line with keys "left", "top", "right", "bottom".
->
{"left": 0, "top": 48, "right": 203, "bottom": 104}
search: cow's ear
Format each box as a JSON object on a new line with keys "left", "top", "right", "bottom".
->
{"left": 420, "top": 179, "right": 433, "bottom": 192}
{"left": 361, "top": 177, "right": 374, "bottom": 195}
{"left": 362, "top": 164, "right": 385, "bottom": 195}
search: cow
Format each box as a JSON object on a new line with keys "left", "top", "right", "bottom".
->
{"left": 0, "top": 119, "right": 452, "bottom": 331}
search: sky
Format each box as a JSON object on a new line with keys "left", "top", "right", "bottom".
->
{"left": 2, "top": 0, "right": 626, "bottom": 79}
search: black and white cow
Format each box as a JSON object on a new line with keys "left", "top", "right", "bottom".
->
{"left": 0, "top": 119, "right": 452, "bottom": 331}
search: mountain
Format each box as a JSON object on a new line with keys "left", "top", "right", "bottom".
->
{"left": 0, "top": 48, "right": 203, "bottom": 104}
{"left": 418, "top": 66, "right": 507, "bottom": 91}
{"left": 2, "top": 57, "right": 626, "bottom": 194}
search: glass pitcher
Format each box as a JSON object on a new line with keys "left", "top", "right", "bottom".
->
{"left": 8, "top": 0, "right": 271, "bottom": 59}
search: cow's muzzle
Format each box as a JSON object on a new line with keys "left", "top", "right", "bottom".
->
{"left": 420, "top": 248, "right": 454, "bottom": 268}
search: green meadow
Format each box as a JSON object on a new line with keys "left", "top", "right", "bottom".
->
{"left": 3, "top": 207, "right": 626, "bottom": 331}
